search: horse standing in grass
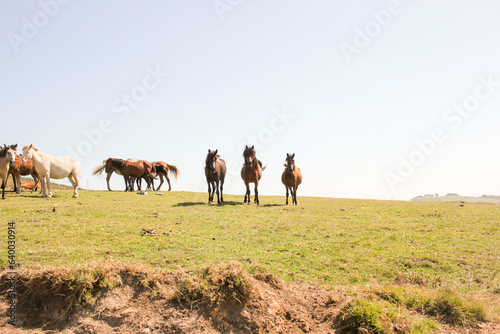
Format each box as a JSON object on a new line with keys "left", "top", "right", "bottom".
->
{"left": 93, "top": 158, "right": 156, "bottom": 191}
{"left": 0, "top": 144, "right": 17, "bottom": 199}
{"left": 281, "top": 153, "right": 302, "bottom": 206}
{"left": 21, "top": 144, "right": 80, "bottom": 198}
{"left": 205, "top": 149, "right": 226, "bottom": 204}
{"left": 8, "top": 155, "right": 39, "bottom": 194}
{"left": 241, "top": 145, "right": 265, "bottom": 205}
{"left": 92, "top": 158, "right": 126, "bottom": 191}
{"left": 151, "top": 161, "right": 179, "bottom": 191}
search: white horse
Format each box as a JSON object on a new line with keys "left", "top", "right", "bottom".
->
{"left": 21, "top": 144, "right": 80, "bottom": 198}
{"left": 0, "top": 144, "right": 17, "bottom": 199}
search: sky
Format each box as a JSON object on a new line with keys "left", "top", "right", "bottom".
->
{"left": 1, "top": 0, "right": 500, "bottom": 201}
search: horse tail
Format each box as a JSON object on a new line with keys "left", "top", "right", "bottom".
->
{"left": 92, "top": 162, "right": 106, "bottom": 176}
{"left": 166, "top": 164, "right": 179, "bottom": 180}
{"left": 258, "top": 160, "right": 267, "bottom": 171}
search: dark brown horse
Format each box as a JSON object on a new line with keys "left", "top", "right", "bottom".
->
{"left": 240, "top": 145, "right": 265, "bottom": 205}
{"left": 281, "top": 153, "right": 302, "bottom": 205}
{"left": 151, "top": 161, "right": 179, "bottom": 191}
{"left": 93, "top": 158, "right": 156, "bottom": 191}
{"left": 8, "top": 155, "right": 39, "bottom": 194}
{"left": 205, "top": 149, "right": 226, "bottom": 204}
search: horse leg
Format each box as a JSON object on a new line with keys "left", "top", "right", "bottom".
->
{"left": 215, "top": 179, "right": 221, "bottom": 204}
{"left": 129, "top": 177, "right": 135, "bottom": 192}
{"left": 122, "top": 176, "right": 127, "bottom": 191}
{"left": 106, "top": 172, "right": 113, "bottom": 191}
{"left": 254, "top": 184, "right": 259, "bottom": 205}
{"left": 47, "top": 176, "right": 53, "bottom": 198}
{"left": 166, "top": 175, "right": 172, "bottom": 191}
{"left": 156, "top": 175, "right": 163, "bottom": 191}
{"left": 293, "top": 186, "right": 298, "bottom": 206}
{"left": 285, "top": 186, "right": 289, "bottom": 205}
{"left": 136, "top": 177, "right": 142, "bottom": 191}
{"left": 32, "top": 172, "right": 39, "bottom": 193}
{"left": 39, "top": 176, "right": 46, "bottom": 197}
{"left": 244, "top": 183, "right": 250, "bottom": 204}
{"left": 1, "top": 177, "right": 5, "bottom": 199}
{"left": 220, "top": 179, "right": 224, "bottom": 203}
{"left": 207, "top": 180, "right": 212, "bottom": 203}
{"left": 68, "top": 174, "right": 79, "bottom": 198}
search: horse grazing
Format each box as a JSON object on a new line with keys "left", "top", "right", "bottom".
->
{"left": 281, "top": 153, "right": 302, "bottom": 206}
{"left": 240, "top": 145, "right": 265, "bottom": 205}
{"left": 205, "top": 149, "right": 226, "bottom": 204}
{"left": 0, "top": 144, "right": 17, "bottom": 199}
{"left": 151, "top": 161, "right": 179, "bottom": 191}
{"left": 22, "top": 145, "right": 80, "bottom": 198}
{"left": 93, "top": 158, "right": 156, "bottom": 191}
{"left": 8, "top": 155, "right": 39, "bottom": 194}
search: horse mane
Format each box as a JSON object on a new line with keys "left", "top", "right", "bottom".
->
{"left": 22, "top": 144, "right": 39, "bottom": 152}
{"left": 110, "top": 158, "right": 124, "bottom": 169}
{"left": 0, "top": 147, "right": 6, "bottom": 158}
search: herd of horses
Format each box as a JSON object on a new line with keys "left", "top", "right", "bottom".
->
{"left": 92, "top": 159, "right": 179, "bottom": 193}
{"left": 0, "top": 144, "right": 303, "bottom": 205}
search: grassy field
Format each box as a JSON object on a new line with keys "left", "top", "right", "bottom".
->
{"left": 1, "top": 188, "right": 499, "bottom": 331}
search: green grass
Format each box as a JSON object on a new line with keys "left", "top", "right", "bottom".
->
{"left": 1, "top": 189, "right": 499, "bottom": 291}
{"left": 1, "top": 188, "right": 499, "bottom": 329}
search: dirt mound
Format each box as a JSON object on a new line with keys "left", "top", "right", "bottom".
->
{"left": 0, "top": 262, "right": 497, "bottom": 333}
{"left": 0, "top": 262, "right": 342, "bottom": 333}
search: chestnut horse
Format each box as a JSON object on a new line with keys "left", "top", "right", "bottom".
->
{"left": 241, "top": 145, "right": 265, "bottom": 205}
{"left": 8, "top": 155, "right": 39, "bottom": 194}
{"left": 93, "top": 158, "right": 156, "bottom": 191}
{"left": 205, "top": 149, "right": 226, "bottom": 204}
{"left": 151, "top": 161, "right": 179, "bottom": 191}
{"left": 281, "top": 153, "right": 302, "bottom": 206}
{"left": 22, "top": 144, "right": 80, "bottom": 198}
{"left": 0, "top": 144, "right": 17, "bottom": 199}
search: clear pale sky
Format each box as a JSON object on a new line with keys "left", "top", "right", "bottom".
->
{"left": 2, "top": 1, "right": 500, "bottom": 200}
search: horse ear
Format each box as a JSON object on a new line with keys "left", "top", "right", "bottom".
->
{"left": 292, "top": 153, "right": 295, "bottom": 158}
{"left": 13, "top": 144, "right": 17, "bottom": 150}
{"left": 214, "top": 149, "right": 218, "bottom": 155}
{"left": 208, "top": 149, "right": 211, "bottom": 153}
{"left": 251, "top": 145, "right": 254, "bottom": 149}
{"left": 29, "top": 144, "right": 33, "bottom": 149}
{"left": 245, "top": 145, "right": 248, "bottom": 149}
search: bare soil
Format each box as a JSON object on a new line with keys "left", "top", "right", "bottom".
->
{"left": 0, "top": 264, "right": 498, "bottom": 334}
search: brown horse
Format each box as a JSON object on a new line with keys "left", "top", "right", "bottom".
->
{"left": 8, "top": 155, "right": 39, "bottom": 194}
{"left": 205, "top": 149, "right": 226, "bottom": 204}
{"left": 0, "top": 144, "right": 17, "bottom": 199}
{"left": 93, "top": 158, "right": 156, "bottom": 191}
{"left": 151, "top": 161, "right": 179, "bottom": 191}
{"left": 281, "top": 153, "right": 302, "bottom": 206}
{"left": 241, "top": 145, "right": 265, "bottom": 205}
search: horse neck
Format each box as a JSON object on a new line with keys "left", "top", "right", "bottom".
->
{"left": 29, "top": 149, "right": 43, "bottom": 163}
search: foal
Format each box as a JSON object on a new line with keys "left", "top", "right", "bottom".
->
{"left": 281, "top": 153, "right": 302, "bottom": 205}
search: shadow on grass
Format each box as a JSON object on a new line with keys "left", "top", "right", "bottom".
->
{"left": 173, "top": 201, "right": 246, "bottom": 207}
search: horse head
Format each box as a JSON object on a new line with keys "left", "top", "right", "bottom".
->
{"left": 1, "top": 144, "right": 17, "bottom": 166}
{"left": 285, "top": 153, "right": 296, "bottom": 173}
{"left": 243, "top": 145, "right": 256, "bottom": 166}
{"left": 206, "top": 149, "right": 219, "bottom": 173}
{"left": 21, "top": 144, "right": 34, "bottom": 163}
